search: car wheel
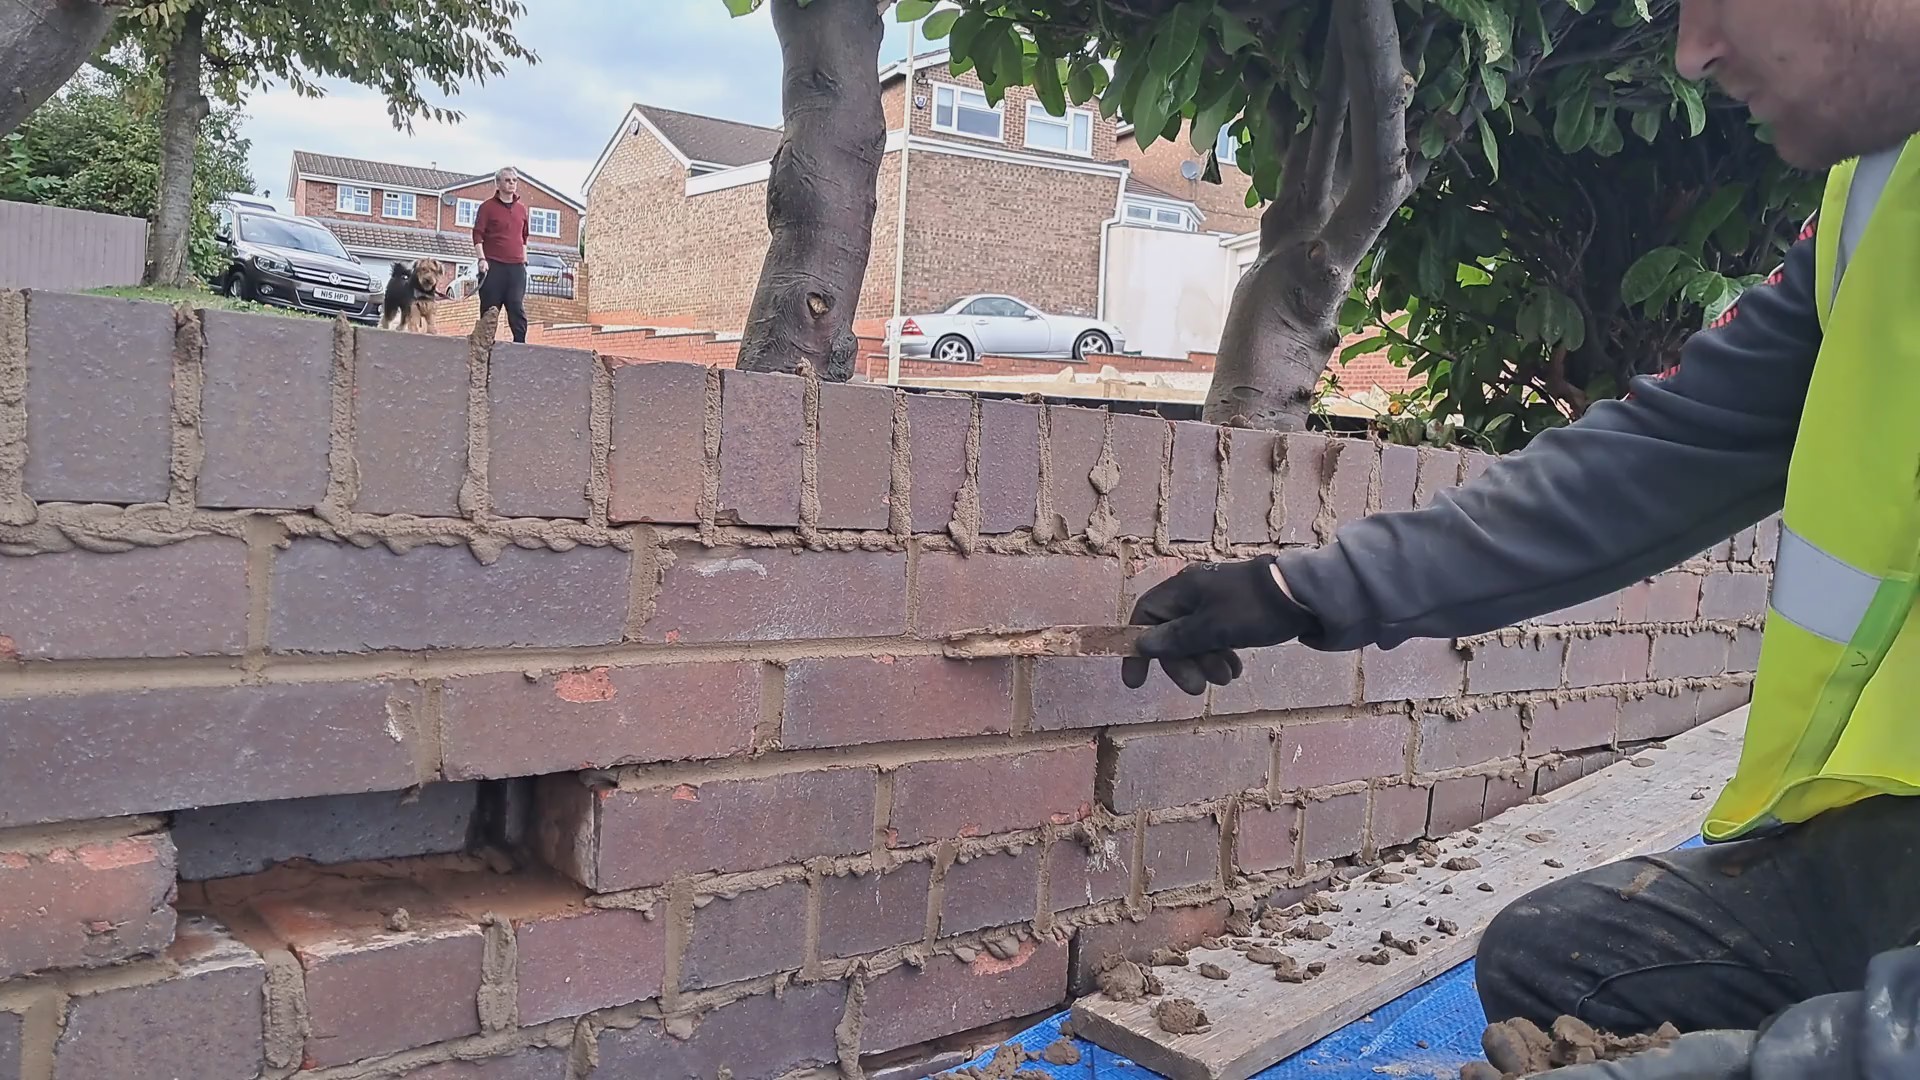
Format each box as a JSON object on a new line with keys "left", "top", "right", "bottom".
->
{"left": 224, "top": 270, "right": 255, "bottom": 301}
{"left": 1074, "top": 331, "right": 1112, "bottom": 361}
{"left": 933, "top": 334, "right": 976, "bottom": 364}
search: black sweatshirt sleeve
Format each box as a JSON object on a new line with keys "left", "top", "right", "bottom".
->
{"left": 1278, "top": 221, "right": 1822, "bottom": 651}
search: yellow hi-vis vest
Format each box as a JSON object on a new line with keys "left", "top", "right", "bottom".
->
{"left": 1704, "top": 136, "right": 1920, "bottom": 842}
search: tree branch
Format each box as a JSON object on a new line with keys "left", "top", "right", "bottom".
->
{"left": 1324, "top": 0, "right": 1413, "bottom": 264}
{"left": 1272, "top": 14, "right": 1346, "bottom": 237}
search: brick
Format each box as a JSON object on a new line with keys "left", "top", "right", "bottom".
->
{"left": 1068, "top": 899, "right": 1228, "bottom": 991}
{"left": 816, "top": 382, "right": 894, "bottom": 529}
{"left": 273, "top": 916, "right": 482, "bottom": 1067}
{"left": 1364, "top": 638, "right": 1466, "bottom": 701}
{"left": 1275, "top": 434, "right": 1326, "bottom": 544}
{"left": 906, "top": 392, "right": 970, "bottom": 532}
{"left": 1528, "top": 696, "right": 1620, "bottom": 753}
{"left": 540, "top": 768, "right": 877, "bottom": 891}
{"left": 641, "top": 546, "right": 906, "bottom": 643}
{"left": 1049, "top": 830, "right": 1132, "bottom": 909}
{"left": 941, "top": 846, "right": 1042, "bottom": 935}
{"left": 1323, "top": 439, "right": 1373, "bottom": 531}
{"left": 1145, "top": 816, "right": 1221, "bottom": 892}
{"left": 1417, "top": 707, "right": 1525, "bottom": 772}
{"left": 1731, "top": 526, "right": 1757, "bottom": 563}
{"left": 1701, "top": 571, "right": 1769, "bottom": 621}
{"left": 608, "top": 360, "right": 707, "bottom": 524}
{"left": 1697, "top": 683, "right": 1753, "bottom": 723}
{"left": 442, "top": 662, "right": 757, "bottom": 779}
{"left": 889, "top": 745, "right": 1095, "bottom": 846}
{"left": 1647, "top": 574, "right": 1702, "bottom": 621}
{"left": 913, "top": 551, "right": 1120, "bottom": 635}
{"left": 1277, "top": 715, "right": 1409, "bottom": 789}
{"left": 1414, "top": 446, "right": 1464, "bottom": 507}
{"left": 24, "top": 292, "right": 174, "bottom": 503}
{"left": 0, "top": 830, "right": 176, "bottom": 980}
{"left": 198, "top": 309, "right": 333, "bottom": 508}
{"left": 1534, "top": 756, "right": 1587, "bottom": 796}
{"left": 0, "top": 1010, "right": 17, "bottom": 1080}
{"left": 1617, "top": 582, "right": 1652, "bottom": 624}
{"left": 1371, "top": 785, "right": 1431, "bottom": 849}
{"left": 1300, "top": 792, "right": 1367, "bottom": 863}
{"left": 1122, "top": 555, "right": 1185, "bottom": 612}
{"left": 1463, "top": 452, "right": 1495, "bottom": 483}
{"left": 1211, "top": 643, "right": 1359, "bottom": 714}
{"left": 271, "top": 540, "right": 628, "bottom": 652}
{"left": 1466, "top": 638, "right": 1566, "bottom": 694}
{"left": 1102, "top": 727, "right": 1270, "bottom": 812}
{"left": 977, "top": 400, "right": 1042, "bottom": 533}
{"left": 1109, "top": 412, "right": 1166, "bottom": 537}
{"left": 1485, "top": 774, "right": 1531, "bottom": 818}
{"left": 1619, "top": 689, "right": 1703, "bottom": 742}
{"left": 1427, "top": 777, "right": 1486, "bottom": 836}
{"left": 861, "top": 938, "right": 1069, "bottom": 1054}
{"left": 354, "top": 329, "right": 469, "bottom": 515}
{"left": 174, "top": 784, "right": 476, "bottom": 881}
{"left": 1235, "top": 805, "right": 1297, "bottom": 874}
{"left": 1378, "top": 444, "right": 1418, "bottom": 513}
{"left": 51, "top": 918, "right": 266, "bottom": 1080}
{"left": 1565, "top": 632, "right": 1653, "bottom": 688}
{"left": 1729, "top": 627, "right": 1764, "bottom": 672}
{"left": 1651, "top": 631, "right": 1731, "bottom": 679}
{"left": 784, "top": 656, "right": 1012, "bottom": 748}
{"left": 514, "top": 905, "right": 663, "bottom": 1024}
{"left": 596, "top": 983, "right": 845, "bottom": 1078}
{"left": 1756, "top": 516, "right": 1780, "bottom": 563}
{"left": 1225, "top": 428, "right": 1278, "bottom": 545}
{"left": 1168, "top": 421, "right": 1220, "bottom": 541}
{"left": 1030, "top": 655, "right": 1200, "bottom": 730}
{"left": 819, "top": 862, "right": 932, "bottom": 958}
{"left": 1535, "top": 593, "right": 1621, "bottom": 625}
{"left": 0, "top": 537, "right": 247, "bottom": 660}
{"left": 487, "top": 343, "right": 594, "bottom": 519}
{"left": 1, "top": 681, "right": 419, "bottom": 828}
{"left": 715, "top": 369, "right": 805, "bottom": 526}
{"left": 683, "top": 881, "right": 807, "bottom": 989}
{"left": 1707, "top": 538, "right": 1735, "bottom": 561}
{"left": 399, "top": 1048, "right": 570, "bottom": 1080}
{"left": 1048, "top": 404, "right": 1106, "bottom": 536}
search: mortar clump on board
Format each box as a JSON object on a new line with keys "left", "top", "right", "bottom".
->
{"left": 1459, "top": 1015, "right": 1682, "bottom": 1079}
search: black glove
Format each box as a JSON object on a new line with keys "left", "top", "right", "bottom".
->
{"left": 1120, "top": 555, "right": 1322, "bottom": 695}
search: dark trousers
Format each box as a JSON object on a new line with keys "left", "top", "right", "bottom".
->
{"left": 478, "top": 261, "right": 528, "bottom": 343}
{"left": 1477, "top": 793, "right": 1920, "bottom": 1034}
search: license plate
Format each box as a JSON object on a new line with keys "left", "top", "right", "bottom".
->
{"left": 312, "top": 287, "right": 355, "bottom": 304}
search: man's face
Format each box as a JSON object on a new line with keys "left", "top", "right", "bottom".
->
{"left": 1678, "top": 0, "right": 1920, "bottom": 169}
{"left": 496, "top": 171, "right": 519, "bottom": 200}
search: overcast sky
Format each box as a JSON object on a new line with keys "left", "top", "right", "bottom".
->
{"left": 239, "top": 1, "right": 919, "bottom": 208}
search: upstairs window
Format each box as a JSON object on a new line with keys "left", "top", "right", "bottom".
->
{"left": 1026, "top": 103, "right": 1093, "bottom": 155}
{"left": 932, "top": 85, "right": 1003, "bottom": 141}
{"left": 335, "top": 187, "right": 372, "bottom": 214}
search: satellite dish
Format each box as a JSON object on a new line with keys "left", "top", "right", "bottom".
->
{"left": 1179, "top": 160, "right": 1202, "bottom": 181}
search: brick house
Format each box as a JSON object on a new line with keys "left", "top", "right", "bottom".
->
{"left": 582, "top": 52, "right": 1201, "bottom": 335}
{"left": 1113, "top": 119, "right": 1261, "bottom": 235}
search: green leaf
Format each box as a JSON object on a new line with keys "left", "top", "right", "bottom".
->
{"left": 1214, "top": 9, "right": 1259, "bottom": 54}
{"left": 1669, "top": 75, "right": 1707, "bottom": 136}
{"left": 1566, "top": 0, "right": 1594, "bottom": 13}
{"left": 1631, "top": 106, "right": 1661, "bottom": 143}
{"left": 723, "top": 0, "right": 760, "bottom": 15}
{"left": 1341, "top": 335, "right": 1389, "bottom": 360}
{"left": 1477, "top": 113, "right": 1498, "bottom": 179}
{"left": 1481, "top": 66, "right": 1508, "bottom": 106}
{"left": 1553, "top": 100, "right": 1595, "bottom": 153}
{"left": 1700, "top": 278, "right": 1742, "bottom": 326}
{"left": 921, "top": 8, "right": 960, "bottom": 39}
{"left": 1135, "top": 84, "right": 1176, "bottom": 149}
{"left": 1713, "top": 210, "right": 1753, "bottom": 253}
{"left": 1457, "top": 261, "right": 1493, "bottom": 287}
{"left": 1631, "top": 0, "right": 1652, "bottom": 19}
{"left": 1190, "top": 76, "right": 1241, "bottom": 154}
{"left": 1033, "top": 54, "right": 1066, "bottom": 115}
{"left": 949, "top": 10, "right": 989, "bottom": 59}
{"left": 1418, "top": 119, "right": 1447, "bottom": 161}
{"left": 1680, "top": 183, "right": 1749, "bottom": 256}
{"left": 1148, "top": 0, "right": 1211, "bottom": 86}
{"left": 1589, "top": 110, "right": 1624, "bottom": 156}
{"left": 1621, "top": 247, "right": 1690, "bottom": 306}
{"left": 895, "top": 0, "right": 936, "bottom": 22}
{"left": 1440, "top": 0, "right": 1511, "bottom": 64}
{"left": 1067, "top": 60, "right": 1095, "bottom": 105}
{"left": 1105, "top": 41, "right": 1147, "bottom": 120}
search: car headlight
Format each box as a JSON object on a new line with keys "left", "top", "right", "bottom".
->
{"left": 252, "top": 253, "right": 291, "bottom": 274}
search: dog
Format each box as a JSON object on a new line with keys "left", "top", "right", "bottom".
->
{"left": 379, "top": 258, "right": 447, "bottom": 333}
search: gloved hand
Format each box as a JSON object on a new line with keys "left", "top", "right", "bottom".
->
{"left": 1466, "top": 1030, "right": 1756, "bottom": 1080}
{"left": 1120, "top": 555, "right": 1321, "bottom": 695}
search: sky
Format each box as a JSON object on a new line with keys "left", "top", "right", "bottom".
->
{"left": 238, "top": 1, "right": 919, "bottom": 209}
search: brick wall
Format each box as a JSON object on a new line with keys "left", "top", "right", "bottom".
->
{"left": 0, "top": 288, "right": 1768, "bottom": 1077}
{"left": 1113, "top": 119, "right": 1260, "bottom": 235}
{"left": 299, "top": 177, "right": 583, "bottom": 246}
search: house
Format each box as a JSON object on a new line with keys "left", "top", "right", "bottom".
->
{"left": 286, "top": 152, "right": 585, "bottom": 288}
{"left": 1112, "top": 120, "right": 1261, "bottom": 235}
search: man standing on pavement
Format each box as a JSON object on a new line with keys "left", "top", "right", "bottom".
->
{"left": 1123, "top": 0, "right": 1920, "bottom": 1077}
{"left": 472, "top": 166, "right": 530, "bottom": 343}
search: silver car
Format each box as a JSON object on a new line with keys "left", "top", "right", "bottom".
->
{"left": 886, "top": 294, "right": 1127, "bottom": 363}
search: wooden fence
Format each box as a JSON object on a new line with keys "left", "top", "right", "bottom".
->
{"left": 0, "top": 201, "right": 147, "bottom": 290}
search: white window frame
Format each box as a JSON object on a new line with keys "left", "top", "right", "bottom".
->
{"left": 931, "top": 84, "right": 1004, "bottom": 143}
{"left": 1122, "top": 199, "right": 1197, "bottom": 232}
{"left": 335, "top": 186, "right": 372, "bottom": 215}
{"left": 1215, "top": 126, "right": 1239, "bottom": 167}
{"left": 1024, "top": 102, "right": 1095, "bottom": 156}
{"left": 455, "top": 198, "right": 481, "bottom": 227}
{"left": 382, "top": 191, "right": 416, "bottom": 219}
{"left": 528, "top": 207, "right": 562, "bottom": 238}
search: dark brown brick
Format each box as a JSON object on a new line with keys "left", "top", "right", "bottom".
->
{"left": 784, "top": 656, "right": 1011, "bottom": 749}
{"left": 608, "top": 360, "right": 706, "bottom": 524}
{"left": 174, "top": 784, "right": 476, "bottom": 881}
{"left": 1697, "top": 683, "right": 1753, "bottom": 723}
{"left": 889, "top": 745, "right": 1095, "bottom": 846}
{"left": 906, "top": 392, "right": 970, "bottom": 532}
{"left": 683, "top": 881, "right": 807, "bottom": 989}
{"left": 1225, "top": 428, "right": 1278, "bottom": 545}
{"left": 860, "top": 939, "right": 1068, "bottom": 1054}
{"left": 1617, "top": 582, "right": 1652, "bottom": 624}
{"left": 941, "top": 846, "right": 1042, "bottom": 935}
{"left": 1300, "top": 792, "right": 1367, "bottom": 863}
{"left": 1755, "top": 516, "right": 1781, "bottom": 563}
{"left": 0, "top": 829, "right": 175, "bottom": 980}
{"left": 274, "top": 918, "right": 482, "bottom": 1067}
{"left": 816, "top": 381, "right": 894, "bottom": 529}
{"left": 913, "top": 551, "right": 1120, "bottom": 635}
{"left": 24, "top": 292, "right": 174, "bottom": 503}
{"left": 1, "top": 682, "right": 419, "bottom": 828}
{"left": 1535, "top": 593, "right": 1621, "bottom": 625}
{"left": 542, "top": 768, "right": 878, "bottom": 891}
{"left": 1485, "top": 773, "right": 1531, "bottom": 817}
{"left": 1276, "top": 715, "right": 1409, "bottom": 789}
{"left": 1322, "top": 438, "right": 1373, "bottom": 532}
{"left": 1109, "top": 412, "right": 1166, "bottom": 537}
{"left": 1235, "top": 805, "right": 1297, "bottom": 873}
{"left": 1565, "top": 632, "right": 1653, "bottom": 688}
{"left": 1731, "top": 526, "right": 1757, "bottom": 563}
{"left": 1371, "top": 785, "right": 1430, "bottom": 849}
{"left": 488, "top": 343, "right": 594, "bottom": 519}
{"left": 1144, "top": 816, "right": 1221, "bottom": 892}
{"left": 1701, "top": 571, "right": 1769, "bottom": 621}
{"left": 596, "top": 983, "right": 845, "bottom": 1078}
{"left": 270, "top": 539, "right": 629, "bottom": 652}
{"left": 1167, "top": 421, "right": 1219, "bottom": 541}
{"left": 1364, "top": 638, "right": 1466, "bottom": 701}
{"left": 400, "top": 1049, "right": 569, "bottom": 1080}
{"left": 1030, "top": 655, "right": 1201, "bottom": 730}
{"left": 1275, "top": 434, "right": 1326, "bottom": 544}
{"left": 50, "top": 918, "right": 265, "bottom": 1080}
{"left": 1417, "top": 707, "right": 1525, "bottom": 772}
{"left": 1102, "top": 727, "right": 1270, "bottom": 812}
{"left": 442, "top": 662, "right": 757, "bottom": 778}
{"left": 1068, "top": 900, "right": 1227, "bottom": 991}
{"left": 1647, "top": 573, "right": 1703, "bottom": 621}
{"left": 1651, "top": 631, "right": 1731, "bottom": 679}
{"left": 977, "top": 400, "right": 1042, "bottom": 534}
{"left": 1414, "top": 447, "right": 1463, "bottom": 507}
{"left": 1048, "top": 830, "right": 1132, "bottom": 910}
{"left": 514, "top": 904, "right": 663, "bottom": 1023}
{"left": 596, "top": 984, "right": 846, "bottom": 1078}
{"left": 1428, "top": 777, "right": 1486, "bottom": 836}
{"left": 1048, "top": 403, "right": 1106, "bottom": 536}
{"left": 198, "top": 309, "right": 332, "bottom": 508}
{"left": 717, "top": 369, "right": 804, "bottom": 526}
{"left": 1529, "top": 696, "right": 1620, "bottom": 753}
{"left": 1534, "top": 756, "right": 1588, "bottom": 796}
{"left": 354, "top": 329, "right": 469, "bottom": 516}
{"left": 1466, "top": 638, "right": 1566, "bottom": 694}
{"left": 1619, "top": 689, "right": 1703, "bottom": 742}
{"left": 1729, "top": 627, "right": 1764, "bottom": 672}
{"left": 1707, "top": 537, "right": 1735, "bottom": 561}
{"left": 1122, "top": 555, "right": 1185, "bottom": 611}
{"left": 641, "top": 546, "right": 907, "bottom": 643}
{"left": 1211, "top": 643, "right": 1359, "bottom": 714}
{"left": 0, "top": 537, "right": 247, "bottom": 660}
{"left": 1378, "top": 443, "right": 1418, "bottom": 514}
{"left": 819, "top": 861, "right": 932, "bottom": 958}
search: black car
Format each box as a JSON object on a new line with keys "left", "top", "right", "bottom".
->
{"left": 210, "top": 206, "right": 380, "bottom": 323}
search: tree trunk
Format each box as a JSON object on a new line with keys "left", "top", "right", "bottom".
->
{"left": 1206, "top": 228, "right": 1354, "bottom": 430}
{"left": 145, "top": 5, "right": 207, "bottom": 287}
{"left": 735, "top": 0, "right": 886, "bottom": 380}
{"left": 0, "top": 0, "right": 116, "bottom": 138}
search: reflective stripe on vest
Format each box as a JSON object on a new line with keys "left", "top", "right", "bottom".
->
{"left": 1771, "top": 525, "right": 1886, "bottom": 644}
{"left": 1834, "top": 145, "right": 1902, "bottom": 293}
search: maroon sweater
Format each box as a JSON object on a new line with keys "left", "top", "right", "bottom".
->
{"left": 472, "top": 195, "right": 529, "bottom": 264}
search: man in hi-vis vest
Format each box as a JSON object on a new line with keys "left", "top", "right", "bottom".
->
{"left": 1123, "top": 1, "right": 1920, "bottom": 1076}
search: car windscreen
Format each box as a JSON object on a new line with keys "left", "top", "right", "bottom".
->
{"left": 528, "top": 254, "right": 566, "bottom": 269}
{"left": 239, "top": 216, "right": 349, "bottom": 258}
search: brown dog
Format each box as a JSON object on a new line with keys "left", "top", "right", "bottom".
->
{"left": 379, "top": 258, "right": 446, "bottom": 333}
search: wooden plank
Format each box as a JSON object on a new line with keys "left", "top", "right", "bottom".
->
{"left": 1069, "top": 707, "right": 1749, "bottom": 1080}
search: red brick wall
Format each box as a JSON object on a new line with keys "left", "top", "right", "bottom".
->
{"left": 1113, "top": 118, "right": 1262, "bottom": 235}
{"left": 0, "top": 287, "right": 1767, "bottom": 1075}
{"left": 295, "top": 176, "right": 582, "bottom": 249}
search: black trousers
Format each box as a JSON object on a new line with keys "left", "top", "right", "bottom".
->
{"left": 1477, "top": 793, "right": 1920, "bottom": 1033}
{"left": 478, "top": 261, "right": 528, "bottom": 343}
